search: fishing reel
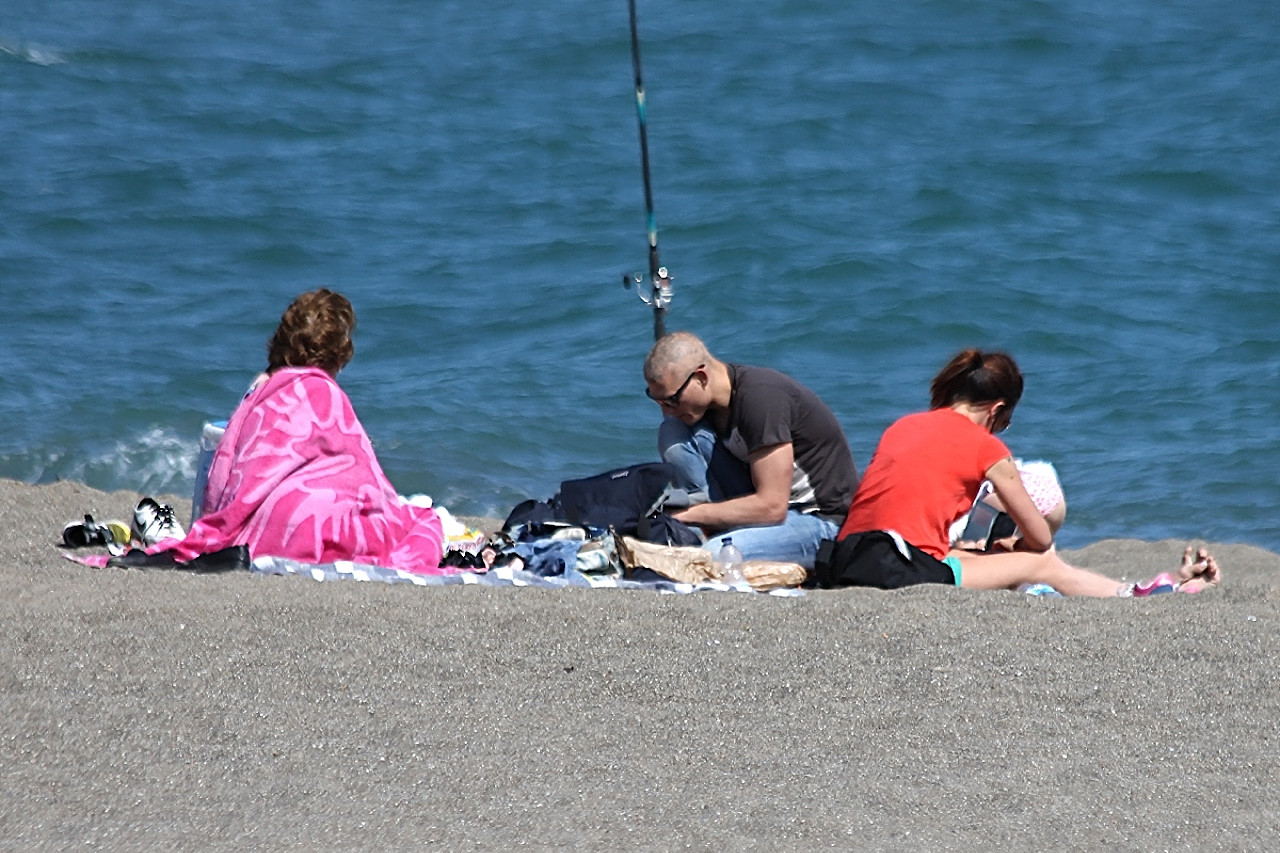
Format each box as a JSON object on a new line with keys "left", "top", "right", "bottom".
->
{"left": 622, "top": 266, "right": 673, "bottom": 309}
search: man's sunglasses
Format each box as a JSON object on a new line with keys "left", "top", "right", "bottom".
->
{"left": 645, "top": 365, "right": 704, "bottom": 406}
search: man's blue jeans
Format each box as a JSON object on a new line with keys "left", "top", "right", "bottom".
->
{"left": 658, "top": 416, "right": 837, "bottom": 570}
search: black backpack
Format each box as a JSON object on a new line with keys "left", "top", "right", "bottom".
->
{"left": 558, "top": 462, "right": 676, "bottom": 531}
{"left": 502, "top": 462, "right": 700, "bottom": 546}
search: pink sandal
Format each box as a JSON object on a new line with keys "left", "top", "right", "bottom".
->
{"left": 1120, "top": 572, "right": 1181, "bottom": 597}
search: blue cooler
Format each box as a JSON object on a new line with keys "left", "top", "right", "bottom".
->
{"left": 191, "top": 420, "right": 227, "bottom": 525}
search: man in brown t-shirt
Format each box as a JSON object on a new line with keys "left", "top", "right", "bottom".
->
{"left": 643, "top": 332, "right": 859, "bottom": 569}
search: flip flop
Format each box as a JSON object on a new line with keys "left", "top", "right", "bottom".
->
{"left": 61, "top": 515, "right": 121, "bottom": 548}
{"left": 1130, "top": 572, "right": 1179, "bottom": 597}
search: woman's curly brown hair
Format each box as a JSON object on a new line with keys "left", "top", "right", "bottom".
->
{"left": 266, "top": 288, "right": 356, "bottom": 376}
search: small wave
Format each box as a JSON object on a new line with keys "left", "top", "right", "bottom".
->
{"left": 102, "top": 427, "right": 198, "bottom": 496}
{"left": 0, "top": 426, "right": 198, "bottom": 499}
{"left": 0, "top": 38, "right": 66, "bottom": 66}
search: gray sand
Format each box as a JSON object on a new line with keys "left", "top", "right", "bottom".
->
{"left": 2, "top": 479, "right": 1277, "bottom": 850}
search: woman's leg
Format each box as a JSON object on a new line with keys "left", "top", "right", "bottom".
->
{"left": 954, "top": 545, "right": 1219, "bottom": 597}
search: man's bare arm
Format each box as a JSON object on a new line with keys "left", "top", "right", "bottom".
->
{"left": 672, "top": 443, "right": 793, "bottom": 532}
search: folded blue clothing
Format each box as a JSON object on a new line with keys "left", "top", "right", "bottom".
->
{"left": 513, "top": 538, "right": 582, "bottom": 577}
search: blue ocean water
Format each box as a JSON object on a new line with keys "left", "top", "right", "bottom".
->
{"left": 3, "top": 0, "right": 1279, "bottom": 550}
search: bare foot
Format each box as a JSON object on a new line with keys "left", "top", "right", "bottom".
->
{"left": 1176, "top": 545, "right": 1221, "bottom": 592}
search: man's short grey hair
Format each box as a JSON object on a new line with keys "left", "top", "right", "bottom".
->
{"left": 644, "top": 331, "right": 710, "bottom": 383}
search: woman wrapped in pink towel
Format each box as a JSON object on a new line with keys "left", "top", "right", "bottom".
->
{"left": 160, "top": 288, "right": 447, "bottom": 573}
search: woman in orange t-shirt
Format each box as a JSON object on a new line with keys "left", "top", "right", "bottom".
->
{"left": 823, "top": 349, "right": 1219, "bottom": 597}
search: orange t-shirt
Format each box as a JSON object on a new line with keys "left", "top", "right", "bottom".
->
{"left": 838, "top": 408, "right": 1011, "bottom": 559}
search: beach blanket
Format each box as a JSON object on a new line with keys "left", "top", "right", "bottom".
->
{"left": 166, "top": 366, "right": 448, "bottom": 573}
{"left": 251, "top": 555, "right": 805, "bottom": 596}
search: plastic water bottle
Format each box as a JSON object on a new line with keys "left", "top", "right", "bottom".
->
{"left": 1017, "top": 582, "right": 1064, "bottom": 597}
{"left": 717, "top": 537, "right": 745, "bottom": 586}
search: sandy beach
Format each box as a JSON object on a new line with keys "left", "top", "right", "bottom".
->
{"left": 2, "top": 477, "right": 1277, "bottom": 850}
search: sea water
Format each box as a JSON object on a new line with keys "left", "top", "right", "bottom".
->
{"left": 2, "top": 0, "right": 1279, "bottom": 550}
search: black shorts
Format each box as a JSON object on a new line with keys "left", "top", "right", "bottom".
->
{"left": 810, "top": 530, "right": 958, "bottom": 590}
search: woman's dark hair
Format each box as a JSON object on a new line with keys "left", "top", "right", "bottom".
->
{"left": 266, "top": 288, "right": 356, "bottom": 376}
{"left": 929, "top": 349, "right": 1023, "bottom": 417}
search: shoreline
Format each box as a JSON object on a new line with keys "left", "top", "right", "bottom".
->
{"left": 3, "top": 477, "right": 1277, "bottom": 848}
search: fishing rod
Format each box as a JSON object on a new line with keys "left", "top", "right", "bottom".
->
{"left": 622, "top": 0, "right": 672, "bottom": 341}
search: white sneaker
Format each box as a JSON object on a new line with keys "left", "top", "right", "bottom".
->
{"left": 131, "top": 497, "right": 185, "bottom": 546}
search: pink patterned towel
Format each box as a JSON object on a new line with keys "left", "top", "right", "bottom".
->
{"left": 167, "top": 367, "right": 448, "bottom": 574}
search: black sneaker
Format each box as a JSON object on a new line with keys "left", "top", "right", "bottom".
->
{"left": 62, "top": 514, "right": 112, "bottom": 548}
